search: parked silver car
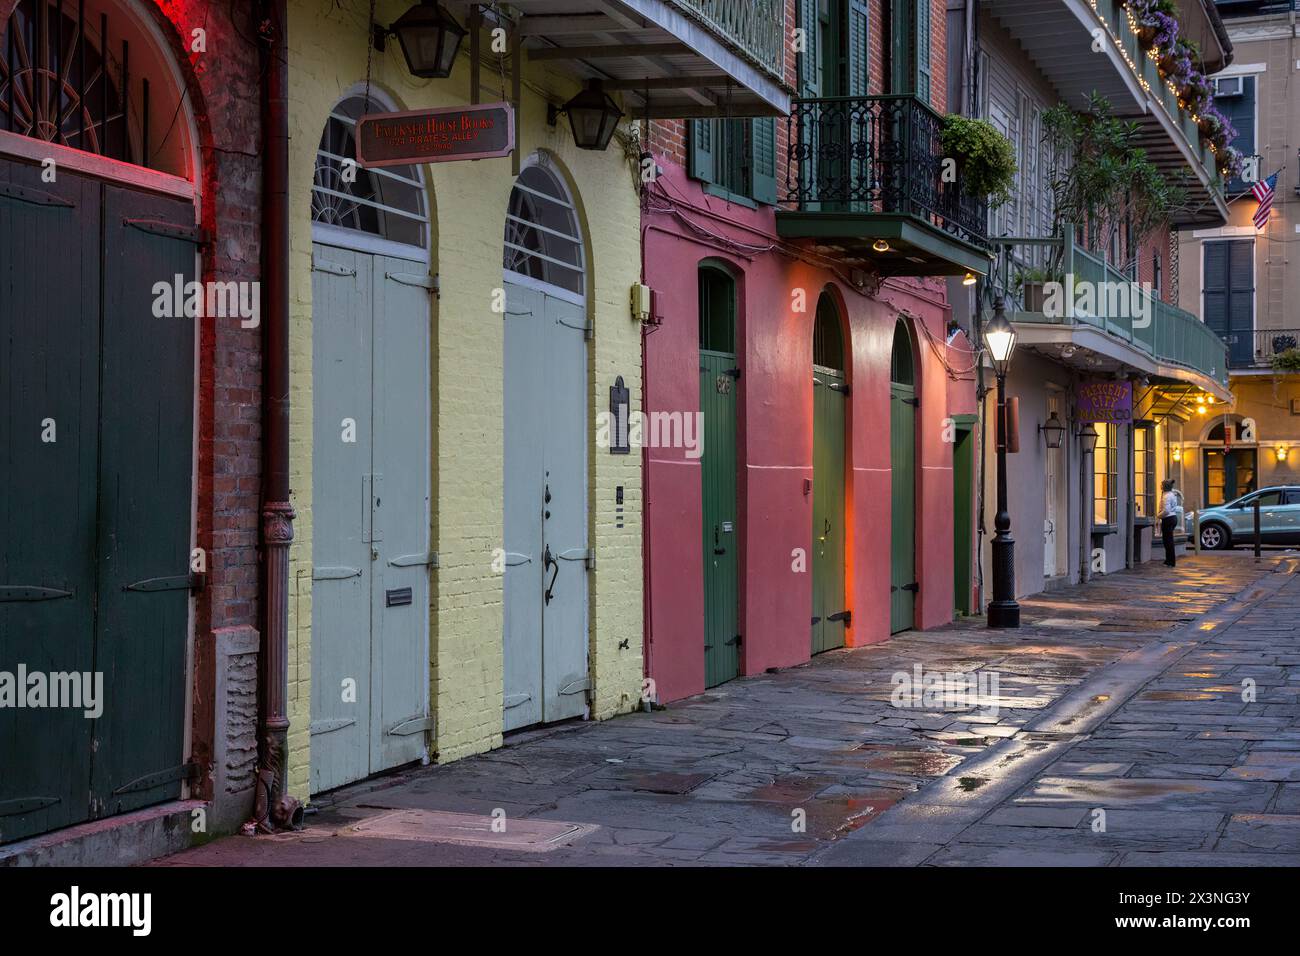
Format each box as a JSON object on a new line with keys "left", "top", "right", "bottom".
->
{"left": 1186, "top": 486, "right": 1300, "bottom": 550}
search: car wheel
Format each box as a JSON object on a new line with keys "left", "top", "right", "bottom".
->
{"left": 1200, "top": 523, "right": 1229, "bottom": 550}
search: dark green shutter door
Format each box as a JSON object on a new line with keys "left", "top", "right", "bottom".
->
{"left": 751, "top": 119, "right": 778, "bottom": 205}
{"left": 847, "top": 0, "right": 870, "bottom": 96}
{"left": 1227, "top": 239, "right": 1254, "bottom": 367}
{"left": 799, "top": 0, "right": 820, "bottom": 96}
{"left": 953, "top": 425, "right": 973, "bottom": 616}
{"left": 1220, "top": 78, "right": 1255, "bottom": 192}
{"left": 701, "top": 351, "right": 739, "bottom": 687}
{"left": 890, "top": 382, "right": 917, "bottom": 633}
{"left": 689, "top": 119, "right": 715, "bottom": 184}
{"left": 0, "top": 161, "right": 101, "bottom": 843}
{"left": 916, "top": 0, "right": 932, "bottom": 103}
{"left": 90, "top": 187, "right": 197, "bottom": 817}
{"left": 811, "top": 371, "right": 846, "bottom": 654}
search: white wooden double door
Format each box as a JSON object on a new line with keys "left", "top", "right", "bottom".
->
{"left": 310, "top": 243, "right": 432, "bottom": 793}
{"left": 503, "top": 279, "right": 590, "bottom": 732}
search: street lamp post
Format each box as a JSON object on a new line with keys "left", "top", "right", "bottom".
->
{"left": 984, "top": 298, "right": 1020, "bottom": 628}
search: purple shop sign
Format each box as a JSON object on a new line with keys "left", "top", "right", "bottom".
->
{"left": 1077, "top": 380, "right": 1133, "bottom": 423}
{"left": 355, "top": 102, "right": 515, "bottom": 168}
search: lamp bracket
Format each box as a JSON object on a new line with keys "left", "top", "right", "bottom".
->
{"left": 372, "top": 23, "right": 389, "bottom": 52}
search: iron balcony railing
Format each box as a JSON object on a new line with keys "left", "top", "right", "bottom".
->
{"left": 667, "top": 0, "right": 785, "bottom": 80}
{"left": 783, "top": 94, "right": 990, "bottom": 251}
{"left": 987, "top": 231, "right": 1229, "bottom": 391}
{"left": 1226, "top": 328, "right": 1300, "bottom": 368}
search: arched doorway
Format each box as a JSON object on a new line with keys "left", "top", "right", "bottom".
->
{"left": 1201, "top": 418, "right": 1257, "bottom": 506}
{"left": 502, "top": 156, "right": 590, "bottom": 730}
{"left": 0, "top": 0, "right": 201, "bottom": 843}
{"left": 890, "top": 321, "right": 917, "bottom": 633}
{"left": 309, "top": 93, "right": 433, "bottom": 793}
{"left": 811, "top": 292, "right": 848, "bottom": 653}
{"left": 698, "top": 263, "right": 739, "bottom": 687}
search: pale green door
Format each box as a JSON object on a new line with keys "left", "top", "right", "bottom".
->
{"left": 812, "top": 295, "right": 848, "bottom": 653}
{"left": 890, "top": 322, "right": 917, "bottom": 633}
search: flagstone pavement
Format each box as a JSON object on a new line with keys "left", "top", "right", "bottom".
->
{"left": 156, "top": 550, "right": 1300, "bottom": 867}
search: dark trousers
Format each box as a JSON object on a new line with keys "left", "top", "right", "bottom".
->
{"left": 1161, "top": 515, "right": 1178, "bottom": 566}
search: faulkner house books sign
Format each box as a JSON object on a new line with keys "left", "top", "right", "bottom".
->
{"left": 355, "top": 102, "right": 515, "bottom": 167}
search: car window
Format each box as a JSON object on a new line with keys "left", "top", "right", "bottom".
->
{"left": 1249, "top": 491, "right": 1282, "bottom": 508}
{"left": 1286, "top": 490, "right": 1300, "bottom": 505}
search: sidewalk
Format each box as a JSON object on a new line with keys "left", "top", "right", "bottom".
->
{"left": 156, "top": 552, "right": 1296, "bottom": 867}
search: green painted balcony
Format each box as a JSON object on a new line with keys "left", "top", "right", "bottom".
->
{"left": 777, "top": 94, "right": 994, "bottom": 278}
{"left": 989, "top": 232, "right": 1230, "bottom": 399}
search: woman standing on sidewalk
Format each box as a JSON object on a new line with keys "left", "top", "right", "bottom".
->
{"left": 1160, "top": 479, "right": 1180, "bottom": 567}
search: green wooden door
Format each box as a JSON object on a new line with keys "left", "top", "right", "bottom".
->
{"left": 952, "top": 422, "right": 974, "bottom": 616}
{"left": 699, "top": 267, "right": 739, "bottom": 688}
{"left": 890, "top": 324, "right": 917, "bottom": 633}
{"left": 812, "top": 368, "right": 847, "bottom": 653}
{"left": 0, "top": 162, "right": 196, "bottom": 843}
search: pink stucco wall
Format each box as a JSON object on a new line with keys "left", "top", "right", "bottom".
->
{"left": 643, "top": 161, "right": 971, "bottom": 705}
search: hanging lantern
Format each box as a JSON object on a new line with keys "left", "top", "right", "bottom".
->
{"left": 982, "top": 298, "right": 1017, "bottom": 378}
{"left": 1078, "top": 422, "right": 1100, "bottom": 455}
{"left": 1039, "top": 411, "right": 1066, "bottom": 449}
{"left": 559, "top": 80, "right": 624, "bottom": 151}
{"left": 389, "top": 1, "right": 467, "bottom": 79}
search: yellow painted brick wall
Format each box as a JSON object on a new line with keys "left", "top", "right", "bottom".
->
{"left": 286, "top": 0, "right": 643, "bottom": 796}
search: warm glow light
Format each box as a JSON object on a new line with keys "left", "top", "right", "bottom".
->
{"left": 1172, "top": 446, "right": 1182, "bottom": 462}
{"left": 963, "top": 271, "right": 977, "bottom": 286}
{"left": 1278, "top": 445, "right": 1289, "bottom": 462}
{"left": 1198, "top": 405, "right": 1208, "bottom": 415}
{"left": 873, "top": 239, "right": 891, "bottom": 253}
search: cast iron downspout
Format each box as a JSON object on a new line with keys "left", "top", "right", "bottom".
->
{"left": 253, "top": 0, "right": 303, "bottom": 833}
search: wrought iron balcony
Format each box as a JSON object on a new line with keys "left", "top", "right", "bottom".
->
{"left": 667, "top": 0, "right": 785, "bottom": 82}
{"left": 1221, "top": 329, "right": 1300, "bottom": 369}
{"left": 776, "top": 95, "right": 992, "bottom": 278}
{"left": 987, "top": 232, "right": 1229, "bottom": 395}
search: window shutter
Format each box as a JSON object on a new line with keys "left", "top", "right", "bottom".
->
{"left": 1202, "top": 241, "right": 1228, "bottom": 338}
{"left": 799, "top": 0, "right": 819, "bottom": 96}
{"left": 848, "top": 0, "right": 870, "bottom": 96}
{"left": 1220, "top": 77, "right": 1256, "bottom": 191}
{"left": 750, "top": 118, "right": 778, "bottom": 204}
{"left": 916, "top": 0, "right": 932, "bottom": 103}
{"left": 689, "top": 119, "right": 716, "bottom": 184}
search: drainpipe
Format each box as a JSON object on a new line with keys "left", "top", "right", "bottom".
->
{"left": 252, "top": 0, "right": 303, "bottom": 833}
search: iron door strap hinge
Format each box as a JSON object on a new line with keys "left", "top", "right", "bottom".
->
{"left": 389, "top": 552, "right": 439, "bottom": 568}
{"left": 827, "top": 382, "right": 850, "bottom": 395}
{"left": 504, "top": 693, "right": 532, "bottom": 709}
{"left": 0, "top": 585, "right": 73, "bottom": 602}
{"left": 0, "top": 180, "right": 73, "bottom": 207}
{"left": 313, "top": 566, "right": 362, "bottom": 580}
{"left": 827, "top": 610, "right": 852, "bottom": 625}
{"left": 725, "top": 635, "right": 742, "bottom": 646}
{"left": 902, "top": 396, "right": 920, "bottom": 407}
{"left": 123, "top": 572, "right": 205, "bottom": 594}
{"left": 811, "top": 616, "right": 821, "bottom": 625}
{"left": 0, "top": 795, "right": 61, "bottom": 817}
{"left": 123, "top": 217, "right": 204, "bottom": 244}
{"left": 111, "top": 761, "right": 200, "bottom": 796}
{"left": 724, "top": 367, "right": 741, "bottom": 379}
{"left": 556, "top": 547, "right": 595, "bottom": 571}
{"left": 903, "top": 582, "right": 919, "bottom": 593}
{"left": 558, "top": 676, "right": 591, "bottom": 697}
{"left": 385, "top": 271, "right": 439, "bottom": 293}
{"left": 312, "top": 257, "right": 357, "bottom": 277}
{"left": 388, "top": 715, "right": 435, "bottom": 737}
{"left": 310, "top": 717, "right": 357, "bottom": 736}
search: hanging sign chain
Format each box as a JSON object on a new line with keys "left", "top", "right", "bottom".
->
{"left": 364, "top": 0, "right": 377, "bottom": 111}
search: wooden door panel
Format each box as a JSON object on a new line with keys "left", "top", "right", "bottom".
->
{"left": 701, "top": 351, "right": 739, "bottom": 687}
{"left": 0, "top": 161, "right": 100, "bottom": 842}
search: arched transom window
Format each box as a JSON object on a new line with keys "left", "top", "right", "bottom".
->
{"left": 503, "top": 162, "right": 584, "bottom": 297}
{"left": 311, "top": 95, "right": 427, "bottom": 249}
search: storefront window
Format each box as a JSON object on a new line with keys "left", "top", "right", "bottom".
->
{"left": 1094, "top": 423, "right": 1117, "bottom": 526}
{"left": 1134, "top": 422, "right": 1155, "bottom": 519}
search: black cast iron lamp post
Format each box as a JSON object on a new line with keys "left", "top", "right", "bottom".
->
{"left": 984, "top": 298, "right": 1020, "bottom": 628}
{"left": 389, "top": 1, "right": 466, "bottom": 79}
{"left": 557, "top": 80, "right": 624, "bottom": 151}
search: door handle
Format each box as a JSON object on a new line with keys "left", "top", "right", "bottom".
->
{"left": 543, "top": 545, "right": 559, "bottom": 606}
{"left": 713, "top": 525, "right": 725, "bottom": 556}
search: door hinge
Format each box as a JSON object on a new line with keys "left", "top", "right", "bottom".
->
{"left": 724, "top": 367, "right": 741, "bottom": 379}
{"left": 0, "top": 796, "right": 61, "bottom": 817}
{"left": 556, "top": 547, "right": 595, "bottom": 571}
{"left": 0, "top": 585, "right": 73, "bottom": 602}
{"left": 902, "top": 582, "right": 919, "bottom": 593}
{"left": 111, "top": 761, "right": 200, "bottom": 796}
{"left": 558, "top": 676, "right": 591, "bottom": 697}
{"left": 388, "top": 715, "right": 436, "bottom": 737}
{"left": 122, "top": 572, "right": 205, "bottom": 594}
{"left": 902, "top": 396, "right": 920, "bottom": 407}
{"left": 123, "top": 217, "right": 204, "bottom": 244}
{"left": 0, "top": 180, "right": 73, "bottom": 207}
{"left": 827, "top": 610, "right": 851, "bottom": 625}
{"left": 811, "top": 616, "right": 822, "bottom": 625}
{"left": 389, "top": 552, "right": 439, "bottom": 568}
{"left": 725, "top": 635, "right": 742, "bottom": 646}
{"left": 312, "top": 256, "right": 357, "bottom": 277}
{"left": 310, "top": 717, "right": 357, "bottom": 736}
{"left": 385, "top": 270, "right": 439, "bottom": 294}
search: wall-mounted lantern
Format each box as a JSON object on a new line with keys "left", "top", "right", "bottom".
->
{"left": 609, "top": 376, "right": 630, "bottom": 454}
{"left": 551, "top": 80, "right": 623, "bottom": 151}
{"left": 1040, "top": 411, "right": 1066, "bottom": 449}
{"left": 1078, "top": 422, "right": 1100, "bottom": 455}
{"left": 377, "top": 1, "right": 467, "bottom": 79}
{"left": 1172, "top": 446, "right": 1182, "bottom": 463}
{"left": 1278, "top": 444, "right": 1289, "bottom": 463}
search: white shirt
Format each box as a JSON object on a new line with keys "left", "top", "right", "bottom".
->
{"left": 1160, "top": 491, "right": 1180, "bottom": 519}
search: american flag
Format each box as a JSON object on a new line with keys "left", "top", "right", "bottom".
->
{"left": 1252, "top": 172, "right": 1278, "bottom": 231}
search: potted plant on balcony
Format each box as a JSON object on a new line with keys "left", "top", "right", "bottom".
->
{"left": 1271, "top": 348, "right": 1300, "bottom": 374}
{"left": 1042, "top": 94, "right": 1189, "bottom": 277}
{"left": 1126, "top": 0, "right": 1178, "bottom": 49}
{"left": 1014, "top": 266, "right": 1064, "bottom": 314}
{"left": 940, "top": 114, "right": 1017, "bottom": 206}
{"left": 1198, "top": 105, "right": 1237, "bottom": 152}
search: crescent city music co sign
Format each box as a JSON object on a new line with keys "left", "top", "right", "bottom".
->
{"left": 1076, "top": 379, "right": 1133, "bottom": 424}
{"left": 355, "top": 101, "right": 515, "bottom": 167}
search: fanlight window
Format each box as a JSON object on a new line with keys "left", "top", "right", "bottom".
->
{"left": 891, "top": 321, "right": 914, "bottom": 386}
{"left": 0, "top": 0, "right": 192, "bottom": 177}
{"left": 311, "top": 96, "right": 427, "bottom": 248}
{"left": 503, "top": 164, "right": 584, "bottom": 296}
{"left": 813, "top": 294, "right": 844, "bottom": 372}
